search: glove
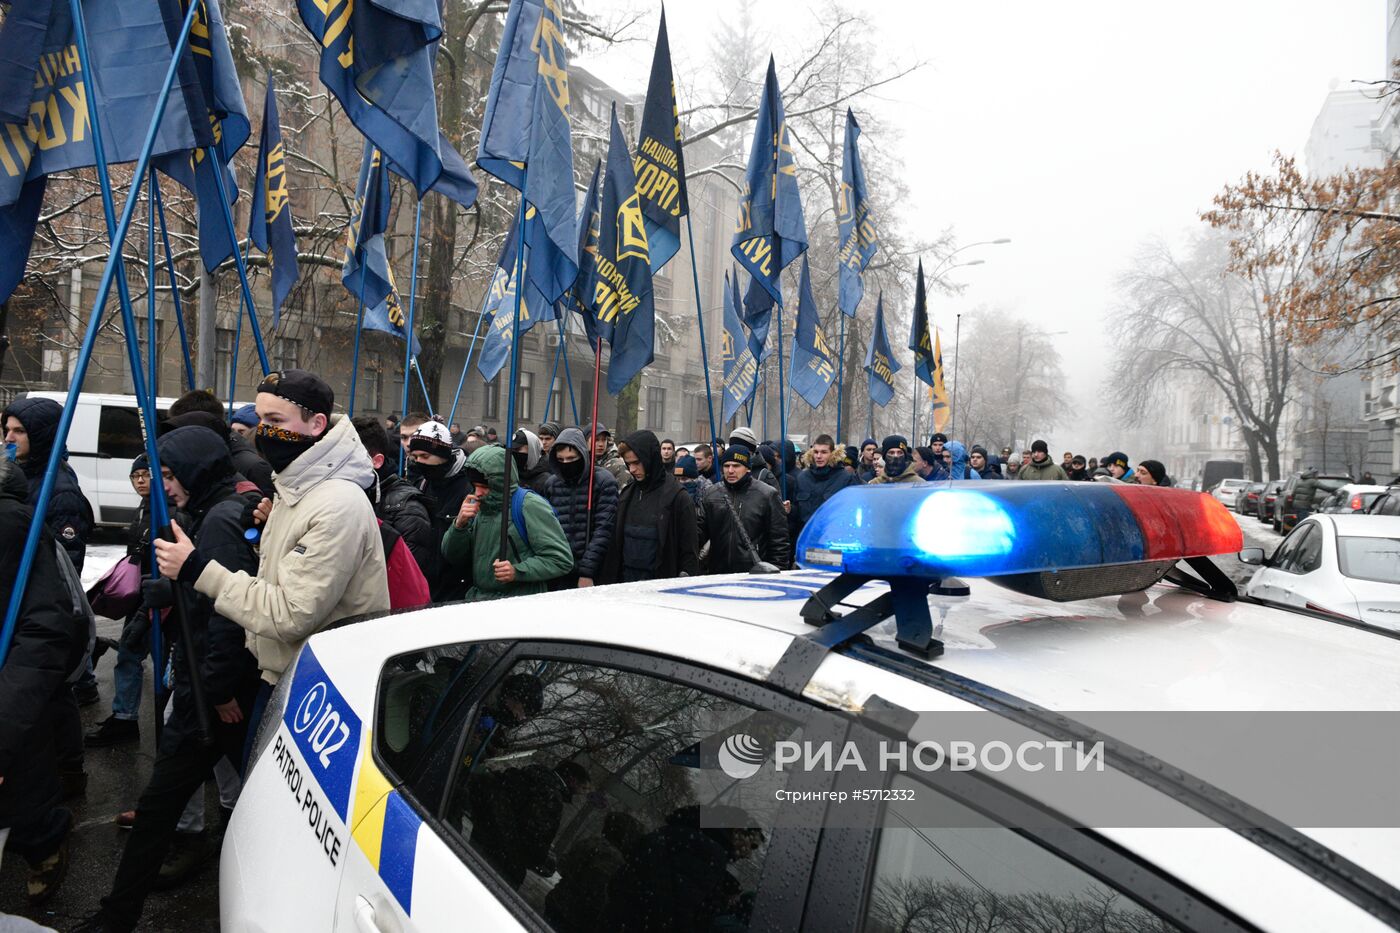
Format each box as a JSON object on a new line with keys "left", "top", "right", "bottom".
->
{"left": 141, "top": 577, "right": 174, "bottom": 610}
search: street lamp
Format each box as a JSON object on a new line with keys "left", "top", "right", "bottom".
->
{"left": 933, "top": 238, "right": 1010, "bottom": 275}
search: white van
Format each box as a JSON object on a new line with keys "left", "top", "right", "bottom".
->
{"left": 18, "top": 391, "right": 177, "bottom": 527}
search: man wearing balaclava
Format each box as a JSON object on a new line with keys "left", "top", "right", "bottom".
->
{"left": 408, "top": 420, "right": 474, "bottom": 601}
{"left": 871, "top": 435, "right": 924, "bottom": 485}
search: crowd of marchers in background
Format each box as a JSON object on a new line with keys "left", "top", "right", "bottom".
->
{"left": 0, "top": 365, "right": 1181, "bottom": 930}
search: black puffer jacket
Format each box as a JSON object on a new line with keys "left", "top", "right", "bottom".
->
{"left": 541, "top": 427, "right": 618, "bottom": 580}
{"left": 598, "top": 431, "right": 698, "bottom": 584}
{"left": 0, "top": 459, "right": 87, "bottom": 828}
{"left": 699, "top": 473, "right": 790, "bottom": 573}
{"left": 3, "top": 396, "right": 94, "bottom": 572}
{"left": 790, "top": 462, "right": 859, "bottom": 536}
{"left": 156, "top": 427, "right": 259, "bottom": 748}
{"left": 371, "top": 469, "right": 436, "bottom": 580}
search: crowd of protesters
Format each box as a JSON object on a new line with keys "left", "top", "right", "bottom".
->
{"left": 0, "top": 366, "right": 1181, "bottom": 929}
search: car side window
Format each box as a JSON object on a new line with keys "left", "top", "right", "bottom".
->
{"left": 438, "top": 654, "right": 808, "bottom": 932}
{"left": 376, "top": 641, "right": 513, "bottom": 797}
{"left": 862, "top": 774, "right": 1182, "bottom": 931}
{"left": 1385, "top": 496, "right": 1400, "bottom": 517}
{"left": 1291, "top": 525, "right": 1324, "bottom": 574}
{"left": 1272, "top": 525, "right": 1315, "bottom": 573}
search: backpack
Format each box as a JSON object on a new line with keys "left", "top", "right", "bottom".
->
{"left": 510, "top": 486, "right": 542, "bottom": 550}
{"left": 377, "top": 520, "right": 431, "bottom": 611}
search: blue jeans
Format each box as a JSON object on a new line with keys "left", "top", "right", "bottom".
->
{"left": 112, "top": 617, "right": 149, "bottom": 721}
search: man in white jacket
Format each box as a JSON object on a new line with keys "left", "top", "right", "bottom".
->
{"left": 154, "top": 370, "right": 389, "bottom": 757}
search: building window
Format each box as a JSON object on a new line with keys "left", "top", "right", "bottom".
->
{"left": 549, "top": 376, "right": 566, "bottom": 423}
{"left": 360, "top": 351, "right": 383, "bottom": 413}
{"left": 580, "top": 379, "right": 594, "bottom": 423}
{"left": 517, "top": 370, "right": 534, "bottom": 423}
{"left": 272, "top": 337, "right": 301, "bottom": 372}
{"left": 644, "top": 385, "right": 666, "bottom": 431}
{"left": 214, "top": 327, "right": 236, "bottom": 393}
{"left": 484, "top": 374, "right": 501, "bottom": 421}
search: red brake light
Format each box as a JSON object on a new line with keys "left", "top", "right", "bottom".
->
{"left": 1351, "top": 496, "right": 1363, "bottom": 510}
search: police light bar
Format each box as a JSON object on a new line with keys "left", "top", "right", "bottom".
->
{"left": 796, "top": 482, "right": 1242, "bottom": 583}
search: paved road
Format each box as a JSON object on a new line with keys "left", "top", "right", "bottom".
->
{"left": 1, "top": 543, "right": 221, "bottom": 931}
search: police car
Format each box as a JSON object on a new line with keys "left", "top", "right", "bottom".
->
{"left": 223, "top": 482, "right": 1400, "bottom": 932}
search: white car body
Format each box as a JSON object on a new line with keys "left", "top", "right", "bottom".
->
{"left": 1318, "top": 484, "right": 1388, "bottom": 514}
{"left": 1211, "top": 478, "right": 1251, "bottom": 508}
{"left": 224, "top": 566, "right": 1400, "bottom": 932}
{"left": 1245, "top": 514, "right": 1400, "bottom": 629}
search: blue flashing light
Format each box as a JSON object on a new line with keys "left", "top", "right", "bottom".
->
{"left": 795, "top": 481, "right": 1238, "bottom": 579}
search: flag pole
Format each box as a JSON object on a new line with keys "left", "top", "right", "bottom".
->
{"left": 148, "top": 168, "right": 159, "bottom": 399}
{"left": 951, "top": 313, "right": 962, "bottom": 438}
{"left": 227, "top": 239, "right": 249, "bottom": 420}
{"left": 206, "top": 146, "right": 270, "bottom": 375}
{"left": 346, "top": 263, "right": 368, "bottom": 417}
{"left": 412, "top": 356, "right": 435, "bottom": 417}
{"left": 446, "top": 287, "right": 494, "bottom": 430}
{"left": 684, "top": 213, "right": 719, "bottom": 463}
{"left": 585, "top": 338, "right": 602, "bottom": 559}
{"left": 1, "top": 0, "right": 217, "bottom": 745}
{"left": 542, "top": 327, "right": 564, "bottom": 423}
{"left": 399, "top": 199, "right": 423, "bottom": 459}
{"left": 835, "top": 313, "right": 846, "bottom": 444}
{"left": 151, "top": 173, "right": 195, "bottom": 389}
{"left": 775, "top": 297, "right": 789, "bottom": 504}
{"left": 500, "top": 192, "right": 527, "bottom": 561}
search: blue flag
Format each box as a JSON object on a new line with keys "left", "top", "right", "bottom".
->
{"left": 722, "top": 270, "right": 759, "bottom": 423}
{"left": 343, "top": 144, "right": 418, "bottom": 353}
{"left": 731, "top": 57, "right": 807, "bottom": 306}
{"left": 249, "top": 77, "right": 299, "bottom": 326}
{"left": 154, "top": 0, "right": 250, "bottom": 274}
{"left": 477, "top": 212, "right": 559, "bottom": 382}
{"left": 0, "top": 0, "right": 207, "bottom": 301}
{"left": 837, "top": 109, "right": 878, "bottom": 318}
{"left": 591, "top": 106, "right": 655, "bottom": 395}
{"left": 743, "top": 273, "right": 775, "bottom": 361}
{"left": 790, "top": 258, "right": 836, "bottom": 409}
{"left": 633, "top": 7, "right": 686, "bottom": 272}
{"left": 297, "top": 0, "right": 471, "bottom": 203}
{"left": 477, "top": 0, "right": 578, "bottom": 303}
{"left": 909, "top": 260, "right": 934, "bottom": 387}
{"left": 570, "top": 159, "right": 603, "bottom": 348}
{"left": 864, "top": 292, "right": 899, "bottom": 407}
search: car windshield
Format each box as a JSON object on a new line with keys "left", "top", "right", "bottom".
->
{"left": 1336, "top": 536, "right": 1400, "bottom": 584}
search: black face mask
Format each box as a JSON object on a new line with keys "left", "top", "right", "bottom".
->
{"left": 884, "top": 455, "right": 909, "bottom": 477}
{"left": 417, "top": 460, "right": 451, "bottom": 483}
{"left": 512, "top": 450, "right": 530, "bottom": 474}
{"left": 557, "top": 457, "right": 586, "bottom": 484}
{"left": 724, "top": 471, "right": 752, "bottom": 492}
{"left": 255, "top": 422, "right": 318, "bottom": 474}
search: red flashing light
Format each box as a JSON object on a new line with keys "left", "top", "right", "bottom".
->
{"left": 1351, "top": 496, "right": 1363, "bottom": 511}
{"left": 1109, "top": 485, "right": 1243, "bottom": 560}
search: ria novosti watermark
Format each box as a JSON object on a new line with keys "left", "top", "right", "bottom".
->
{"left": 720, "top": 734, "right": 1105, "bottom": 782}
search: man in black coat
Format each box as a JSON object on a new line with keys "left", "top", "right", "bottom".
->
{"left": 2, "top": 396, "right": 94, "bottom": 573}
{"left": 598, "top": 430, "right": 699, "bottom": 583}
{"left": 353, "top": 416, "right": 436, "bottom": 578}
{"left": 94, "top": 426, "right": 261, "bottom": 932}
{"left": 542, "top": 427, "right": 618, "bottom": 588}
{"left": 408, "top": 420, "right": 475, "bottom": 601}
{"left": 0, "top": 459, "right": 87, "bottom": 906}
{"left": 166, "top": 389, "right": 276, "bottom": 498}
{"left": 787, "top": 434, "right": 859, "bottom": 540}
{"left": 699, "top": 447, "right": 790, "bottom": 573}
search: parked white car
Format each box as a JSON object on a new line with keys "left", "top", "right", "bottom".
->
{"left": 1210, "top": 477, "right": 1251, "bottom": 508}
{"left": 1242, "top": 514, "right": 1400, "bottom": 630}
{"left": 1315, "top": 484, "right": 1388, "bottom": 514}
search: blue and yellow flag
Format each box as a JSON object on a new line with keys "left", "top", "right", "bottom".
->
{"left": 154, "top": 0, "right": 251, "bottom": 274}
{"left": 296, "top": 0, "right": 471, "bottom": 204}
{"left": 909, "top": 260, "right": 934, "bottom": 388}
{"left": 343, "top": 144, "right": 417, "bottom": 353}
{"left": 249, "top": 77, "right": 299, "bottom": 326}
{"left": 591, "top": 106, "right": 655, "bottom": 394}
{"left": 633, "top": 7, "right": 687, "bottom": 272}
{"left": 743, "top": 273, "right": 775, "bottom": 362}
{"left": 790, "top": 257, "right": 836, "bottom": 409}
{"left": 864, "top": 292, "right": 900, "bottom": 408}
{"left": 731, "top": 57, "right": 807, "bottom": 306}
{"left": 837, "top": 110, "right": 877, "bottom": 318}
{"left": 570, "top": 159, "right": 603, "bottom": 348}
{"left": 477, "top": 211, "right": 558, "bottom": 382}
{"left": 931, "top": 329, "right": 951, "bottom": 434}
{"left": 477, "top": 0, "right": 578, "bottom": 303}
{"left": 722, "top": 270, "right": 759, "bottom": 423}
{"left": 0, "top": 0, "right": 210, "bottom": 301}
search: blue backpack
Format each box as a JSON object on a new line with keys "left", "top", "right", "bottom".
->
{"left": 509, "top": 486, "right": 539, "bottom": 550}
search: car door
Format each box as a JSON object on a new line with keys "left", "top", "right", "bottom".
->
{"left": 337, "top": 639, "right": 841, "bottom": 932}
{"left": 1272, "top": 523, "right": 1325, "bottom": 611}
{"left": 1247, "top": 523, "right": 1309, "bottom": 603}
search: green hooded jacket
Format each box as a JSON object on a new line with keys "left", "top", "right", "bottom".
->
{"left": 440, "top": 445, "right": 575, "bottom": 601}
